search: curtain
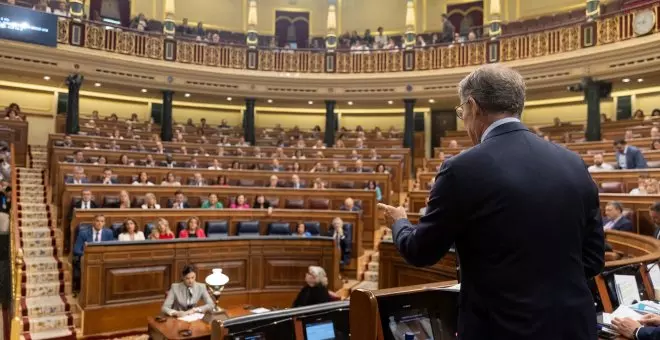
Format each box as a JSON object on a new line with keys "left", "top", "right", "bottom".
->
{"left": 446, "top": 0, "right": 483, "bottom": 36}
{"left": 274, "top": 11, "right": 310, "bottom": 48}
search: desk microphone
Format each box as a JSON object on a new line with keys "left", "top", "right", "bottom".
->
{"left": 601, "top": 263, "right": 639, "bottom": 277}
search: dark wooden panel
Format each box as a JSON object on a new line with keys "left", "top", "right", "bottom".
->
{"left": 80, "top": 237, "right": 339, "bottom": 336}
{"left": 0, "top": 120, "right": 28, "bottom": 167}
{"left": 378, "top": 240, "right": 457, "bottom": 290}
{"left": 105, "top": 265, "right": 170, "bottom": 304}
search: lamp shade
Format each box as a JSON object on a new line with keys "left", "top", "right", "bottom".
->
{"left": 205, "top": 268, "right": 229, "bottom": 287}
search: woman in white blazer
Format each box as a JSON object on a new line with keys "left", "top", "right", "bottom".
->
{"left": 118, "top": 218, "right": 145, "bottom": 241}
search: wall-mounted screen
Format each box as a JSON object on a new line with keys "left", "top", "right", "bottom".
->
{"left": 0, "top": 4, "right": 58, "bottom": 47}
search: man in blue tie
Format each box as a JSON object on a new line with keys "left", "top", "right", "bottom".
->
{"left": 73, "top": 214, "right": 114, "bottom": 292}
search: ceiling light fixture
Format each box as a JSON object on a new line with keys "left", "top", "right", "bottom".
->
{"left": 94, "top": 82, "right": 101, "bottom": 87}
{"left": 429, "top": 99, "right": 436, "bottom": 103}
{"left": 348, "top": 101, "right": 353, "bottom": 105}
{"left": 387, "top": 100, "right": 393, "bottom": 105}
{"left": 141, "top": 89, "right": 147, "bottom": 93}
{"left": 267, "top": 99, "right": 273, "bottom": 103}
{"left": 637, "top": 78, "right": 644, "bottom": 83}
{"left": 308, "top": 100, "right": 314, "bottom": 105}
{"left": 622, "top": 78, "right": 631, "bottom": 83}
{"left": 226, "top": 97, "right": 232, "bottom": 101}
{"left": 184, "top": 93, "right": 191, "bottom": 98}
{"left": 43, "top": 76, "right": 50, "bottom": 80}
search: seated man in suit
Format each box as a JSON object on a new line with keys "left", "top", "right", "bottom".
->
{"left": 162, "top": 154, "right": 177, "bottom": 168}
{"left": 271, "top": 158, "right": 284, "bottom": 172}
{"left": 189, "top": 173, "right": 207, "bottom": 187}
{"left": 68, "top": 188, "right": 98, "bottom": 222}
{"left": 188, "top": 157, "right": 200, "bottom": 169}
{"left": 168, "top": 190, "right": 190, "bottom": 209}
{"left": 66, "top": 166, "right": 89, "bottom": 184}
{"left": 162, "top": 265, "right": 216, "bottom": 317}
{"left": 602, "top": 201, "right": 633, "bottom": 232}
{"left": 99, "top": 168, "right": 118, "bottom": 185}
{"left": 649, "top": 202, "right": 660, "bottom": 240}
{"left": 340, "top": 197, "right": 361, "bottom": 212}
{"left": 291, "top": 174, "right": 304, "bottom": 189}
{"left": 614, "top": 139, "right": 648, "bottom": 169}
{"left": 353, "top": 159, "right": 365, "bottom": 173}
{"left": 612, "top": 314, "right": 660, "bottom": 340}
{"left": 72, "top": 150, "right": 86, "bottom": 163}
{"left": 73, "top": 214, "right": 114, "bottom": 291}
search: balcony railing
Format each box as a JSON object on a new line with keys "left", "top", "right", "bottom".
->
{"left": 55, "top": 2, "right": 660, "bottom": 74}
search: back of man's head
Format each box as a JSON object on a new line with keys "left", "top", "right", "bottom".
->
{"left": 458, "top": 64, "right": 526, "bottom": 117}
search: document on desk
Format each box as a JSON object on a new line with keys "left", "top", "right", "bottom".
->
{"left": 614, "top": 274, "right": 641, "bottom": 306}
{"left": 178, "top": 313, "right": 204, "bottom": 322}
{"left": 602, "top": 305, "right": 643, "bottom": 325}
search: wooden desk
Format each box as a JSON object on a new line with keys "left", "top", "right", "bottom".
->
{"left": 147, "top": 307, "right": 252, "bottom": 340}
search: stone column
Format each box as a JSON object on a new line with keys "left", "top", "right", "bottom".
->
{"left": 244, "top": 98, "right": 256, "bottom": 145}
{"left": 489, "top": 0, "right": 502, "bottom": 39}
{"left": 403, "top": 0, "right": 416, "bottom": 49}
{"left": 404, "top": 99, "right": 416, "bottom": 177}
{"left": 246, "top": 0, "right": 258, "bottom": 48}
{"left": 326, "top": 1, "right": 338, "bottom": 50}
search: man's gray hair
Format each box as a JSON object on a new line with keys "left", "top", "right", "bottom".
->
{"left": 458, "top": 64, "right": 526, "bottom": 116}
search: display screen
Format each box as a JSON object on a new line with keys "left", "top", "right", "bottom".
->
{"left": 386, "top": 308, "right": 435, "bottom": 340}
{"left": 0, "top": 4, "right": 58, "bottom": 47}
{"left": 305, "top": 320, "right": 336, "bottom": 340}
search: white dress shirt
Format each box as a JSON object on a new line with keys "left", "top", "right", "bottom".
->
{"left": 588, "top": 163, "right": 614, "bottom": 172}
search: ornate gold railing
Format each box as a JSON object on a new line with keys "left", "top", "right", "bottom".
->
{"left": 55, "top": 2, "right": 659, "bottom": 74}
{"left": 9, "top": 144, "right": 23, "bottom": 340}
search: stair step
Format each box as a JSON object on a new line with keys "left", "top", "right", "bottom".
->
{"left": 352, "top": 280, "right": 378, "bottom": 291}
{"left": 367, "top": 262, "right": 379, "bottom": 272}
{"left": 363, "top": 270, "right": 379, "bottom": 282}
{"left": 24, "top": 270, "right": 65, "bottom": 286}
{"left": 21, "top": 327, "right": 75, "bottom": 340}
{"left": 22, "top": 246, "right": 56, "bottom": 258}
{"left": 23, "top": 256, "right": 61, "bottom": 272}
{"left": 20, "top": 238, "right": 55, "bottom": 250}
{"left": 23, "top": 296, "right": 70, "bottom": 317}
{"left": 19, "top": 227, "right": 53, "bottom": 238}
{"left": 24, "top": 281, "right": 66, "bottom": 298}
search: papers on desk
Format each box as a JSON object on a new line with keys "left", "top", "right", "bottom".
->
{"left": 602, "top": 305, "right": 643, "bottom": 325}
{"left": 178, "top": 312, "right": 204, "bottom": 322}
{"left": 648, "top": 264, "right": 660, "bottom": 295}
{"left": 250, "top": 307, "right": 270, "bottom": 314}
{"left": 614, "top": 274, "right": 641, "bottom": 306}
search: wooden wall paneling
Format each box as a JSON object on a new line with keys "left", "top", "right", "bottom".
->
{"left": 0, "top": 120, "right": 28, "bottom": 167}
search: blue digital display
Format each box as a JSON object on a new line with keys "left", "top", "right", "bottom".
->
{"left": 0, "top": 4, "right": 58, "bottom": 47}
{"left": 305, "top": 320, "right": 336, "bottom": 340}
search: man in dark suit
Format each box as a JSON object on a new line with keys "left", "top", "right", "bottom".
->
{"left": 649, "top": 202, "right": 660, "bottom": 240}
{"left": 291, "top": 174, "right": 305, "bottom": 189}
{"left": 73, "top": 214, "right": 114, "bottom": 291}
{"left": 602, "top": 201, "right": 633, "bottom": 232}
{"left": 614, "top": 139, "right": 648, "bottom": 169}
{"left": 65, "top": 166, "right": 89, "bottom": 184}
{"left": 67, "top": 188, "right": 98, "bottom": 231}
{"left": 167, "top": 190, "right": 190, "bottom": 209}
{"left": 378, "top": 64, "right": 604, "bottom": 340}
{"left": 99, "top": 168, "right": 118, "bottom": 185}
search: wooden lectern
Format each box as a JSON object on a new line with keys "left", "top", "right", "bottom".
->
{"left": 350, "top": 281, "right": 458, "bottom": 340}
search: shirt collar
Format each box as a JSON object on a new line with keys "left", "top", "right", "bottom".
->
{"left": 480, "top": 117, "right": 521, "bottom": 143}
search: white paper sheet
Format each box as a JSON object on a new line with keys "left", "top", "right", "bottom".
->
{"left": 648, "top": 264, "right": 660, "bottom": 289}
{"left": 602, "top": 305, "right": 643, "bottom": 325}
{"left": 177, "top": 312, "right": 204, "bottom": 322}
{"left": 250, "top": 307, "right": 271, "bottom": 314}
{"left": 614, "top": 274, "right": 641, "bottom": 306}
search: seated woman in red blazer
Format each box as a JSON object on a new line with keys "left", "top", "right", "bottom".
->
{"left": 179, "top": 216, "right": 206, "bottom": 239}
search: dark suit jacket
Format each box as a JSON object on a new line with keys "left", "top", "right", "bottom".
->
{"left": 73, "top": 227, "right": 114, "bottom": 256}
{"left": 653, "top": 226, "right": 660, "bottom": 240}
{"left": 68, "top": 200, "right": 98, "bottom": 223}
{"left": 638, "top": 326, "right": 660, "bottom": 340}
{"left": 616, "top": 146, "right": 648, "bottom": 169}
{"left": 604, "top": 216, "right": 633, "bottom": 232}
{"left": 65, "top": 178, "right": 89, "bottom": 184}
{"left": 167, "top": 201, "right": 190, "bottom": 209}
{"left": 392, "top": 121, "right": 604, "bottom": 340}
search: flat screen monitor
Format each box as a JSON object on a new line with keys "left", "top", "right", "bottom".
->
{"left": 224, "top": 318, "right": 295, "bottom": 340}
{"left": 603, "top": 265, "right": 648, "bottom": 310}
{"left": 0, "top": 3, "right": 58, "bottom": 47}
{"left": 379, "top": 289, "right": 458, "bottom": 340}
{"left": 304, "top": 320, "right": 336, "bottom": 340}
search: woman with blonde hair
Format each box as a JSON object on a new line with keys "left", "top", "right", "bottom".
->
{"left": 117, "top": 190, "right": 132, "bottom": 209}
{"left": 292, "top": 265, "right": 331, "bottom": 307}
{"left": 329, "top": 217, "right": 349, "bottom": 268}
{"left": 141, "top": 193, "right": 160, "bottom": 209}
{"left": 149, "top": 218, "right": 174, "bottom": 240}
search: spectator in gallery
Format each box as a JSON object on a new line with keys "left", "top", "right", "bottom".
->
{"left": 633, "top": 109, "right": 645, "bottom": 119}
{"left": 141, "top": 193, "right": 161, "bottom": 210}
{"left": 613, "top": 139, "right": 648, "bottom": 169}
{"left": 468, "top": 30, "right": 477, "bottom": 41}
{"left": 374, "top": 27, "right": 388, "bottom": 49}
{"left": 602, "top": 201, "right": 633, "bottom": 232}
{"left": 292, "top": 266, "right": 332, "bottom": 308}
{"left": 365, "top": 180, "right": 382, "bottom": 202}
{"left": 33, "top": 0, "right": 52, "bottom": 13}
{"left": 230, "top": 194, "right": 250, "bottom": 209}
{"left": 132, "top": 171, "right": 154, "bottom": 185}
{"left": 202, "top": 193, "right": 223, "bottom": 209}
{"left": 161, "top": 172, "right": 181, "bottom": 186}
{"left": 587, "top": 154, "right": 614, "bottom": 172}
{"left": 441, "top": 14, "right": 455, "bottom": 42}
{"left": 293, "top": 222, "right": 312, "bottom": 237}
{"left": 430, "top": 33, "right": 440, "bottom": 45}
{"left": 149, "top": 218, "right": 175, "bottom": 240}
{"left": 652, "top": 108, "right": 660, "bottom": 117}
{"left": 179, "top": 217, "right": 206, "bottom": 239}
{"left": 5, "top": 109, "right": 22, "bottom": 121}
{"left": 416, "top": 35, "right": 427, "bottom": 47}
{"left": 130, "top": 13, "right": 148, "bottom": 31}
{"left": 118, "top": 218, "right": 145, "bottom": 241}
{"left": 177, "top": 18, "right": 193, "bottom": 35}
